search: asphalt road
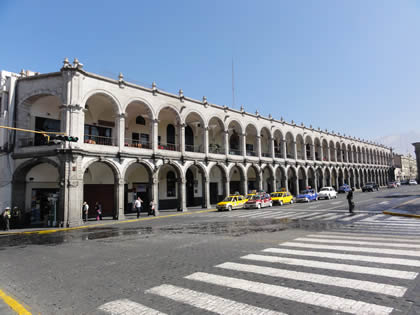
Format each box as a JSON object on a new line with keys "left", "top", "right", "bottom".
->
{"left": 1, "top": 185, "right": 420, "bottom": 315}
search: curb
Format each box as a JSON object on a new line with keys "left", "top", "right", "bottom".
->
{"left": 0, "top": 208, "right": 217, "bottom": 236}
{"left": 382, "top": 210, "right": 420, "bottom": 219}
{"left": 0, "top": 288, "right": 32, "bottom": 315}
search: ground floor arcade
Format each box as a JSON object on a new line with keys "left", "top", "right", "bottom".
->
{"left": 10, "top": 154, "right": 390, "bottom": 227}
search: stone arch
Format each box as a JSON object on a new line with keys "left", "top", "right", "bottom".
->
{"left": 246, "top": 164, "right": 261, "bottom": 192}
{"left": 260, "top": 127, "right": 272, "bottom": 157}
{"left": 261, "top": 165, "right": 274, "bottom": 193}
{"left": 184, "top": 111, "right": 206, "bottom": 153}
{"left": 286, "top": 165, "right": 298, "bottom": 195}
{"left": 245, "top": 123, "right": 258, "bottom": 156}
{"left": 208, "top": 163, "right": 228, "bottom": 204}
{"left": 156, "top": 161, "right": 183, "bottom": 210}
{"left": 82, "top": 89, "right": 122, "bottom": 114}
{"left": 208, "top": 116, "right": 226, "bottom": 154}
{"left": 228, "top": 163, "right": 246, "bottom": 195}
{"left": 297, "top": 166, "right": 307, "bottom": 192}
{"left": 275, "top": 165, "right": 287, "bottom": 191}
{"left": 123, "top": 97, "right": 156, "bottom": 120}
{"left": 305, "top": 135, "right": 314, "bottom": 160}
{"left": 185, "top": 163, "right": 208, "bottom": 208}
{"left": 273, "top": 129, "right": 284, "bottom": 158}
{"left": 285, "top": 132, "right": 295, "bottom": 159}
{"left": 227, "top": 119, "right": 243, "bottom": 155}
{"left": 296, "top": 134, "right": 305, "bottom": 160}
{"left": 125, "top": 99, "right": 155, "bottom": 148}
{"left": 157, "top": 106, "right": 182, "bottom": 151}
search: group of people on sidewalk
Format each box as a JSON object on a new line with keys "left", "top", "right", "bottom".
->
{"left": 81, "top": 198, "right": 158, "bottom": 223}
{"left": 1, "top": 206, "right": 22, "bottom": 231}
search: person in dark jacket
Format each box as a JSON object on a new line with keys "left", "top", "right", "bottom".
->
{"left": 347, "top": 188, "right": 355, "bottom": 213}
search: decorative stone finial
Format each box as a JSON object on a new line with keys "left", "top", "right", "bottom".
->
{"left": 179, "top": 89, "right": 184, "bottom": 102}
{"left": 202, "top": 96, "right": 207, "bottom": 104}
{"left": 240, "top": 105, "right": 244, "bottom": 112}
{"left": 291, "top": 120, "right": 294, "bottom": 124}
{"left": 118, "top": 73, "right": 125, "bottom": 88}
{"left": 310, "top": 125, "right": 312, "bottom": 129}
{"left": 152, "top": 81, "right": 157, "bottom": 95}
{"left": 62, "top": 58, "right": 71, "bottom": 69}
{"left": 72, "top": 58, "right": 83, "bottom": 69}
{"left": 20, "top": 69, "right": 25, "bottom": 77}
{"left": 318, "top": 127, "right": 320, "bottom": 130}
{"left": 280, "top": 116, "right": 284, "bottom": 122}
{"left": 255, "top": 110, "right": 259, "bottom": 116}
{"left": 119, "top": 72, "right": 124, "bottom": 81}
{"left": 301, "top": 122, "right": 304, "bottom": 126}
{"left": 268, "top": 113, "right": 272, "bottom": 119}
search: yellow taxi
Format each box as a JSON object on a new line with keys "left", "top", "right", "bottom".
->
{"left": 270, "top": 190, "right": 294, "bottom": 206}
{"left": 216, "top": 195, "right": 247, "bottom": 211}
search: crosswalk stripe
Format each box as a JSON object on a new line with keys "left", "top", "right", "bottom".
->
{"left": 319, "top": 231, "right": 420, "bottom": 240}
{"left": 307, "top": 233, "right": 420, "bottom": 244}
{"left": 271, "top": 212, "right": 297, "bottom": 219}
{"left": 330, "top": 228, "right": 420, "bottom": 236}
{"left": 360, "top": 214, "right": 390, "bottom": 222}
{"left": 185, "top": 272, "right": 393, "bottom": 315}
{"left": 241, "top": 254, "right": 418, "bottom": 280}
{"left": 308, "top": 212, "right": 340, "bottom": 220}
{"left": 295, "top": 237, "right": 420, "bottom": 249}
{"left": 263, "top": 248, "right": 420, "bottom": 267}
{"left": 357, "top": 222, "right": 420, "bottom": 228}
{"left": 98, "top": 299, "right": 166, "bottom": 315}
{"left": 216, "top": 262, "right": 407, "bottom": 297}
{"left": 281, "top": 242, "right": 420, "bottom": 257}
{"left": 287, "top": 212, "right": 322, "bottom": 219}
{"left": 319, "top": 213, "right": 347, "bottom": 221}
{"left": 338, "top": 214, "right": 367, "bottom": 221}
{"left": 146, "top": 284, "right": 285, "bottom": 315}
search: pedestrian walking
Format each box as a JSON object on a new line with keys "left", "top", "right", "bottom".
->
{"left": 148, "top": 200, "right": 158, "bottom": 216}
{"left": 347, "top": 187, "right": 355, "bottom": 214}
{"left": 134, "top": 197, "right": 143, "bottom": 218}
{"left": 95, "top": 201, "right": 102, "bottom": 221}
{"left": 2, "top": 207, "right": 11, "bottom": 231}
{"left": 82, "top": 201, "right": 89, "bottom": 222}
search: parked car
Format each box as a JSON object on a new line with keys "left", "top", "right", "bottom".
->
{"left": 362, "top": 182, "right": 379, "bottom": 192}
{"left": 270, "top": 191, "right": 294, "bottom": 205}
{"left": 244, "top": 193, "right": 272, "bottom": 209}
{"left": 395, "top": 181, "right": 401, "bottom": 187}
{"left": 217, "top": 195, "right": 247, "bottom": 211}
{"left": 318, "top": 187, "right": 337, "bottom": 200}
{"left": 296, "top": 189, "right": 318, "bottom": 203}
{"left": 387, "top": 182, "right": 397, "bottom": 188}
{"left": 409, "top": 179, "right": 418, "bottom": 185}
{"left": 338, "top": 184, "right": 351, "bottom": 193}
{"left": 401, "top": 179, "right": 409, "bottom": 185}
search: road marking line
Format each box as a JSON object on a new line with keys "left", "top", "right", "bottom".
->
{"left": 98, "top": 299, "right": 166, "bottom": 315}
{"left": 356, "top": 222, "right": 420, "bottom": 228}
{"left": 146, "top": 284, "right": 286, "bottom": 315}
{"left": 281, "top": 242, "right": 420, "bottom": 257}
{"left": 338, "top": 214, "right": 367, "bottom": 221}
{"left": 271, "top": 211, "right": 298, "bottom": 218}
{"left": 308, "top": 212, "right": 342, "bottom": 220}
{"left": 0, "top": 288, "right": 32, "bottom": 315}
{"left": 306, "top": 233, "right": 420, "bottom": 244}
{"left": 287, "top": 212, "right": 323, "bottom": 219}
{"left": 359, "top": 214, "right": 388, "bottom": 222}
{"left": 185, "top": 272, "right": 393, "bottom": 315}
{"left": 319, "top": 213, "right": 347, "bottom": 221}
{"left": 319, "top": 231, "right": 420, "bottom": 240}
{"left": 241, "top": 254, "right": 418, "bottom": 280}
{"left": 216, "top": 262, "right": 407, "bottom": 297}
{"left": 332, "top": 228, "right": 420, "bottom": 236}
{"left": 295, "top": 237, "right": 420, "bottom": 249}
{"left": 263, "top": 248, "right": 420, "bottom": 267}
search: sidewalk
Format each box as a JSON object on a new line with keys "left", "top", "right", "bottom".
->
{"left": 383, "top": 197, "right": 420, "bottom": 218}
{"left": 0, "top": 207, "right": 215, "bottom": 236}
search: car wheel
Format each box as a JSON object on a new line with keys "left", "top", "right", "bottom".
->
{"left": 257, "top": 203, "right": 261, "bottom": 209}
{"left": 327, "top": 195, "right": 330, "bottom": 200}
{"left": 279, "top": 201, "right": 283, "bottom": 206}
{"left": 228, "top": 205, "right": 232, "bottom": 211}
{"left": 270, "top": 202, "right": 273, "bottom": 207}
{"left": 290, "top": 199, "right": 294, "bottom": 204}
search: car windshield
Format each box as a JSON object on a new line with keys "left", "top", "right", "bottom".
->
{"left": 222, "top": 197, "right": 234, "bottom": 202}
{"left": 300, "top": 190, "right": 312, "bottom": 194}
{"left": 270, "top": 193, "right": 279, "bottom": 197}
{"left": 320, "top": 188, "right": 329, "bottom": 192}
{"left": 250, "top": 195, "right": 261, "bottom": 200}
{"left": 245, "top": 194, "right": 254, "bottom": 199}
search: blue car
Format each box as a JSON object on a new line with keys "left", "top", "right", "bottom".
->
{"left": 296, "top": 189, "right": 318, "bottom": 203}
{"left": 338, "top": 184, "right": 351, "bottom": 193}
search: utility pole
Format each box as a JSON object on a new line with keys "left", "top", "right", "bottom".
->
{"left": 232, "top": 58, "right": 235, "bottom": 109}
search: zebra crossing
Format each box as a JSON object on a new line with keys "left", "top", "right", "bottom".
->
{"left": 97, "top": 231, "right": 420, "bottom": 315}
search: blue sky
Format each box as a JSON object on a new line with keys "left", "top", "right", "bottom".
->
{"left": 1, "top": 0, "right": 419, "bottom": 141}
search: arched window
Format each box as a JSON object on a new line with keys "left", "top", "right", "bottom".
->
{"left": 167, "top": 171, "right": 176, "bottom": 197}
{"left": 167, "top": 124, "right": 175, "bottom": 145}
{"left": 185, "top": 125, "right": 194, "bottom": 151}
{"left": 230, "top": 131, "right": 239, "bottom": 150}
{"left": 136, "top": 116, "right": 146, "bottom": 125}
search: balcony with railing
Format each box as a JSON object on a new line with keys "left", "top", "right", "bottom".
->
{"left": 124, "top": 138, "right": 151, "bottom": 149}
{"left": 246, "top": 150, "right": 257, "bottom": 157}
{"left": 261, "top": 152, "right": 271, "bottom": 158}
{"left": 158, "top": 142, "right": 180, "bottom": 151}
{"left": 185, "top": 144, "right": 204, "bottom": 153}
{"left": 84, "top": 134, "right": 116, "bottom": 146}
{"left": 208, "top": 144, "right": 224, "bottom": 154}
{"left": 275, "top": 152, "right": 282, "bottom": 158}
{"left": 229, "top": 148, "right": 241, "bottom": 156}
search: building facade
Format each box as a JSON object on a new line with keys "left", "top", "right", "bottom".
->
{"left": 0, "top": 59, "right": 393, "bottom": 227}
{"left": 393, "top": 154, "right": 417, "bottom": 181}
{"left": 412, "top": 143, "right": 420, "bottom": 181}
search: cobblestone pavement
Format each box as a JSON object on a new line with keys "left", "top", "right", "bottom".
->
{"left": 1, "top": 186, "right": 420, "bottom": 314}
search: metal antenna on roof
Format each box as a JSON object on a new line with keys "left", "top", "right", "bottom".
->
{"left": 232, "top": 57, "right": 235, "bottom": 109}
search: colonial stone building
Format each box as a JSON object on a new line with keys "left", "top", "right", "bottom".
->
{"left": 0, "top": 59, "right": 393, "bottom": 227}
{"left": 393, "top": 154, "right": 417, "bottom": 181}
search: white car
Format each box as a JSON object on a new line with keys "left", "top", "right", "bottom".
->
{"left": 318, "top": 187, "right": 337, "bottom": 200}
{"left": 409, "top": 180, "right": 418, "bottom": 185}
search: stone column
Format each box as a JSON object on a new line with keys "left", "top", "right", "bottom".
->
{"left": 204, "top": 177, "right": 211, "bottom": 208}
{"left": 179, "top": 178, "right": 187, "bottom": 211}
{"left": 320, "top": 145, "right": 324, "bottom": 162}
{"left": 282, "top": 140, "right": 287, "bottom": 159}
{"left": 180, "top": 123, "right": 185, "bottom": 154}
{"left": 242, "top": 175, "right": 248, "bottom": 195}
{"left": 334, "top": 148, "right": 338, "bottom": 162}
{"left": 64, "top": 178, "right": 84, "bottom": 227}
{"left": 304, "top": 176, "right": 309, "bottom": 190}
{"left": 294, "top": 177, "right": 299, "bottom": 196}
{"left": 225, "top": 178, "right": 230, "bottom": 196}
{"left": 293, "top": 141, "right": 297, "bottom": 160}
{"left": 258, "top": 170, "right": 263, "bottom": 191}
{"left": 241, "top": 133, "right": 247, "bottom": 156}
{"left": 271, "top": 176, "right": 276, "bottom": 194}
{"left": 270, "top": 137, "right": 275, "bottom": 158}
{"left": 327, "top": 146, "right": 331, "bottom": 161}
{"left": 257, "top": 135, "right": 262, "bottom": 159}
{"left": 311, "top": 144, "right": 315, "bottom": 162}
{"left": 116, "top": 179, "right": 125, "bottom": 220}
{"left": 224, "top": 131, "right": 229, "bottom": 156}
{"left": 152, "top": 119, "right": 159, "bottom": 155}
{"left": 204, "top": 127, "right": 209, "bottom": 156}
{"left": 303, "top": 144, "right": 307, "bottom": 161}
{"left": 116, "top": 113, "right": 126, "bottom": 149}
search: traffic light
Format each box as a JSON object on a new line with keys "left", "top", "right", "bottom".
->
{"left": 45, "top": 134, "right": 79, "bottom": 144}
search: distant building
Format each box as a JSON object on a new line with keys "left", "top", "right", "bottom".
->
{"left": 412, "top": 143, "right": 420, "bottom": 181}
{"left": 393, "top": 153, "right": 418, "bottom": 181}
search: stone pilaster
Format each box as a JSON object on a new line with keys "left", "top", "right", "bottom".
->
{"left": 116, "top": 113, "right": 126, "bottom": 149}
{"left": 180, "top": 123, "right": 185, "bottom": 155}
{"left": 204, "top": 127, "right": 209, "bottom": 156}
{"left": 152, "top": 119, "right": 159, "bottom": 154}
